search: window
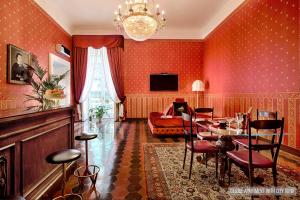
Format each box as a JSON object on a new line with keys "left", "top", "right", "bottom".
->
{"left": 86, "top": 48, "right": 114, "bottom": 119}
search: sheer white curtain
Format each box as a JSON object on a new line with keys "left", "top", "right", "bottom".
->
{"left": 79, "top": 47, "right": 98, "bottom": 121}
{"left": 80, "top": 47, "right": 122, "bottom": 121}
{"left": 98, "top": 47, "right": 123, "bottom": 119}
{"left": 99, "top": 48, "right": 120, "bottom": 102}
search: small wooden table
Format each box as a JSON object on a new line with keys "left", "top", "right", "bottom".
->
{"left": 196, "top": 119, "right": 284, "bottom": 186}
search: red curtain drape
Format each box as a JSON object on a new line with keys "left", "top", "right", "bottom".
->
{"left": 107, "top": 47, "right": 125, "bottom": 103}
{"left": 73, "top": 47, "right": 88, "bottom": 104}
{"left": 73, "top": 35, "right": 124, "bottom": 49}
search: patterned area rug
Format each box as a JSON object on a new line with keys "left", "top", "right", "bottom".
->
{"left": 144, "top": 143, "right": 300, "bottom": 200}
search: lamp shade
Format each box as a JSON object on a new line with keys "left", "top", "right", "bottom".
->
{"left": 192, "top": 80, "right": 204, "bottom": 92}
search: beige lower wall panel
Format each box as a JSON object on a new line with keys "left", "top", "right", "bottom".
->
{"left": 126, "top": 93, "right": 201, "bottom": 118}
{"left": 203, "top": 92, "right": 300, "bottom": 149}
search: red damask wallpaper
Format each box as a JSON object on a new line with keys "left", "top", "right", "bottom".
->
{"left": 0, "top": 0, "right": 72, "bottom": 110}
{"left": 124, "top": 39, "right": 204, "bottom": 94}
{"left": 203, "top": 0, "right": 299, "bottom": 93}
{"left": 203, "top": 0, "right": 300, "bottom": 149}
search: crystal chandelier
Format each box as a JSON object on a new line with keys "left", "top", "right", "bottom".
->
{"left": 114, "top": 0, "right": 166, "bottom": 41}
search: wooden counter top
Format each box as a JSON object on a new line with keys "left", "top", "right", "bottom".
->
{"left": 0, "top": 106, "right": 72, "bottom": 120}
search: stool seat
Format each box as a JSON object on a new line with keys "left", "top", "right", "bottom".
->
{"left": 75, "top": 134, "right": 97, "bottom": 141}
{"left": 46, "top": 149, "right": 81, "bottom": 164}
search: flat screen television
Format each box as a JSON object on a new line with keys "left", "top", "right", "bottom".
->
{"left": 150, "top": 74, "right": 178, "bottom": 91}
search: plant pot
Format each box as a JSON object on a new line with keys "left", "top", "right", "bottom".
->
{"left": 95, "top": 118, "right": 102, "bottom": 123}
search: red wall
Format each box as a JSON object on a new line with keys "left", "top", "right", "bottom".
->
{"left": 204, "top": 0, "right": 299, "bottom": 94}
{"left": 124, "top": 39, "right": 204, "bottom": 118}
{"left": 203, "top": 0, "right": 300, "bottom": 149}
{"left": 124, "top": 39, "right": 204, "bottom": 94}
{"left": 0, "top": 0, "right": 72, "bottom": 110}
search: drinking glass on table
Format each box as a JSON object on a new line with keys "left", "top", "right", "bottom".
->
{"left": 226, "top": 117, "right": 235, "bottom": 129}
{"left": 235, "top": 113, "right": 244, "bottom": 134}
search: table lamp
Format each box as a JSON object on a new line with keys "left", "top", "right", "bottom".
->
{"left": 192, "top": 80, "right": 204, "bottom": 107}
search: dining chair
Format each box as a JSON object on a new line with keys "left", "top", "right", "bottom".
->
{"left": 182, "top": 112, "right": 219, "bottom": 179}
{"left": 227, "top": 118, "right": 284, "bottom": 190}
{"left": 257, "top": 110, "right": 278, "bottom": 120}
{"left": 194, "top": 107, "right": 218, "bottom": 141}
{"left": 234, "top": 110, "right": 278, "bottom": 157}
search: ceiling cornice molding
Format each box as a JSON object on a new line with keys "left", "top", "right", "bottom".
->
{"left": 34, "top": 0, "right": 246, "bottom": 39}
{"left": 72, "top": 28, "right": 204, "bottom": 39}
{"left": 201, "top": 0, "right": 246, "bottom": 39}
{"left": 33, "top": 0, "right": 72, "bottom": 34}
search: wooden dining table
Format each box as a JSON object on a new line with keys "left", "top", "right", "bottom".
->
{"left": 195, "top": 118, "right": 284, "bottom": 186}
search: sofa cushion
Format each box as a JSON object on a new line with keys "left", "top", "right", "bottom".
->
{"left": 163, "top": 104, "right": 173, "bottom": 115}
{"left": 174, "top": 98, "right": 185, "bottom": 103}
{"left": 149, "top": 112, "right": 183, "bottom": 127}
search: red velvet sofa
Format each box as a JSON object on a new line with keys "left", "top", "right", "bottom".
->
{"left": 148, "top": 98, "right": 196, "bottom": 136}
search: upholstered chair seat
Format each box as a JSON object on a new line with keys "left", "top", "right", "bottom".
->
{"left": 197, "top": 132, "right": 219, "bottom": 141}
{"left": 227, "top": 150, "right": 273, "bottom": 168}
{"left": 187, "top": 140, "right": 218, "bottom": 153}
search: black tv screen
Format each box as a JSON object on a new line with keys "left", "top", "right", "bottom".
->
{"left": 150, "top": 74, "right": 178, "bottom": 91}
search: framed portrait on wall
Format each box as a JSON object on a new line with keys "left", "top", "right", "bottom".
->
{"left": 7, "top": 44, "right": 34, "bottom": 84}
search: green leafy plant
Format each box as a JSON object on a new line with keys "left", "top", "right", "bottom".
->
{"left": 25, "top": 55, "right": 69, "bottom": 110}
{"left": 89, "top": 106, "right": 110, "bottom": 121}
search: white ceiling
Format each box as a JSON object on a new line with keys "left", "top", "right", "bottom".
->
{"left": 34, "top": 0, "right": 245, "bottom": 39}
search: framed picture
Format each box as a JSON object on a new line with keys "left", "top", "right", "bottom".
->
{"left": 49, "top": 53, "right": 71, "bottom": 106}
{"left": 7, "top": 44, "right": 33, "bottom": 84}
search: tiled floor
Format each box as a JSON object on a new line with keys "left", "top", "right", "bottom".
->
{"left": 54, "top": 119, "right": 300, "bottom": 200}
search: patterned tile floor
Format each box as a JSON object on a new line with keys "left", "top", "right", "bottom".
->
{"left": 53, "top": 119, "right": 300, "bottom": 200}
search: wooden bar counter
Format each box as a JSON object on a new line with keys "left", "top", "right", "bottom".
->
{"left": 0, "top": 106, "right": 75, "bottom": 199}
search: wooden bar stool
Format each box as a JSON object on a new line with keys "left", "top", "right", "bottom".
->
{"left": 46, "top": 149, "right": 82, "bottom": 200}
{"left": 73, "top": 134, "right": 100, "bottom": 194}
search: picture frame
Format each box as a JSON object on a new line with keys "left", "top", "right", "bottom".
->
{"left": 49, "top": 53, "right": 71, "bottom": 106}
{"left": 7, "top": 44, "right": 33, "bottom": 85}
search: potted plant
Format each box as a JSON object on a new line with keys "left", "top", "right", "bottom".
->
{"left": 89, "top": 106, "right": 110, "bottom": 122}
{"left": 25, "top": 55, "right": 69, "bottom": 110}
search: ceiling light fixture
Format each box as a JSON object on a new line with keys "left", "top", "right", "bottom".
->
{"left": 114, "top": 0, "right": 166, "bottom": 41}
